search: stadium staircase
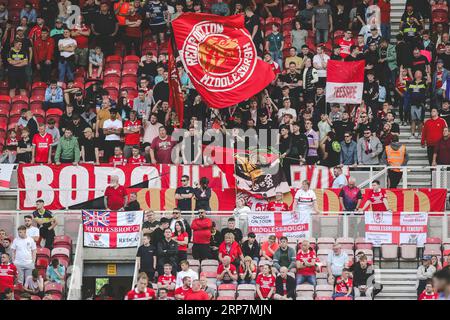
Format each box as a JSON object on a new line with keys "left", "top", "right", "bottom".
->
{"left": 390, "top": 0, "right": 406, "bottom": 41}
{"left": 375, "top": 269, "right": 418, "bottom": 300}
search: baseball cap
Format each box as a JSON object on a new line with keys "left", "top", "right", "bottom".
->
{"left": 370, "top": 26, "right": 377, "bottom": 31}
{"left": 16, "top": 26, "right": 25, "bottom": 31}
{"left": 422, "top": 255, "right": 431, "bottom": 260}
{"left": 437, "top": 59, "right": 444, "bottom": 64}
{"left": 55, "top": 18, "right": 63, "bottom": 23}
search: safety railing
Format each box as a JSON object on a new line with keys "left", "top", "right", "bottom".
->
{"left": 67, "top": 224, "right": 84, "bottom": 300}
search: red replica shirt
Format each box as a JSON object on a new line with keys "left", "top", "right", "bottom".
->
{"left": 174, "top": 232, "right": 188, "bottom": 251}
{"left": 32, "top": 133, "right": 53, "bottom": 163}
{"left": 267, "top": 201, "right": 289, "bottom": 211}
{"left": 104, "top": 185, "right": 127, "bottom": 210}
{"left": 128, "top": 155, "right": 146, "bottom": 165}
{"left": 421, "top": 117, "right": 448, "bottom": 147}
{"left": 184, "top": 290, "right": 209, "bottom": 300}
{"left": 217, "top": 264, "right": 237, "bottom": 282}
{"left": 338, "top": 38, "right": 354, "bottom": 58}
{"left": 256, "top": 273, "right": 275, "bottom": 299}
{"left": 125, "top": 287, "right": 156, "bottom": 300}
{"left": 157, "top": 274, "right": 176, "bottom": 297}
{"left": 296, "top": 249, "right": 319, "bottom": 276}
{"left": 174, "top": 286, "right": 192, "bottom": 300}
{"left": 335, "top": 276, "right": 353, "bottom": 294}
{"left": 124, "top": 119, "right": 142, "bottom": 146}
{"left": 418, "top": 291, "right": 439, "bottom": 300}
{"left": 71, "top": 24, "right": 90, "bottom": 49}
{"left": 396, "top": 76, "right": 412, "bottom": 94}
{"left": 0, "top": 263, "right": 17, "bottom": 293}
{"left": 109, "top": 155, "right": 127, "bottom": 166}
{"left": 218, "top": 241, "right": 243, "bottom": 263}
{"left": 366, "top": 189, "right": 388, "bottom": 212}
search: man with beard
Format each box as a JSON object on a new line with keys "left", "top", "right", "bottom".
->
{"left": 333, "top": 111, "right": 354, "bottom": 142}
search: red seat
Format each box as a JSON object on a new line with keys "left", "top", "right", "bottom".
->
{"left": 45, "top": 282, "right": 64, "bottom": 295}
{"left": 30, "top": 295, "right": 42, "bottom": 300}
{"left": 120, "top": 82, "right": 137, "bottom": 90}
{"left": 122, "top": 65, "right": 139, "bottom": 75}
{"left": 0, "top": 117, "right": 8, "bottom": 132}
{"left": 0, "top": 104, "right": 9, "bottom": 115}
{"left": 103, "top": 74, "right": 121, "bottom": 84}
{"left": 36, "top": 257, "right": 49, "bottom": 269}
{"left": 0, "top": 95, "right": 11, "bottom": 104}
{"left": 46, "top": 108, "right": 63, "bottom": 117}
{"left": 335, "top": 296, "right": 353, "bottom": 300}
{"left": 123, "top": 55, "right": 140, "bottom": 64}
{"left": 37, "top": 247, "right": 51, "bottom": 260}
{"left": 53, "top": 235, "right": 72, "bottom": 251}
{"left": 105, "top": 55, "right": 122, "bottom": 64}
{"left": 11, "top": 95, "right": 29, "bottom": 105}
{"left": 121, "top": 74, "right": 138, "bottom": 84}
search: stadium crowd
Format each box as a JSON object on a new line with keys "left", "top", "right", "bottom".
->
{"left": 0, "top": 0, "right": 448, "bottom": 301}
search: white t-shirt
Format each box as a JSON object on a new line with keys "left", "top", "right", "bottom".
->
{"left": 11, "top": 236, "right": 36, "bottom": 266}
{"left": 58, "top": 38, "right": 77, "bottom": 58}
{"left": 312, "top": 53, "right": 330, "bottom": 78}
{"left": 26, "top": 226, "right": 40, "bottom": 239}
{"left": 175, "top": 269, "right": 198, "bottom": 289}
{"left": 103, "top": 119, "right": 123, "bottom": 141}
{"left": 332, "top": 174, "right": 348, "bottom": 188}
{"left": 143, "top": 122, "right": 163, "bottom": 144}
{"left": 277, "top": 108, "right": 297, "bottom": 122}
{"left": 294, "top": 189, "right": 317, "bottom": 213}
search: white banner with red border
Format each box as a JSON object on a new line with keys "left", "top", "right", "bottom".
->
{"left": 325, "top": 60, "right": 365, "bottom": 104}
{"left": 0, "top": 164, "right": 15, "bottom": 189}
{"left": 247, "top": 211, "right": 311, "bottom": 241}
{"left": 365, "top": 211, "right": 428, "bottom": 247}
{"left": 82, "top": 210, "right": 143, "bottom": 248}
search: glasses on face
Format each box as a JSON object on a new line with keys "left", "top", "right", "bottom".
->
{"left": 344, "top": 135, "right": 351, "bottom": 138}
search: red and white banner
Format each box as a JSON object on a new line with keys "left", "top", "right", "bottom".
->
{"left": 325, "top": 60, "right": 365, "bottom": 104}
{"left": 171, "top": 13, "right": 275, "bottom": 108}
{"left": 0, "top": 164, "right": 15, "bottom": 189}
{"left": 365, "top": 212, "right": 428, "bottom": 247}
{"left": 18, "top": 164, "right": 235, "bottom": 210}
{"left": 247, "top": 211, "right": 311, "bottom": 240}
{"left": 82, "top": 210, "right": 143, "bottom": 248}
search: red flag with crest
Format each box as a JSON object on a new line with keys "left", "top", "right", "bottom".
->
{"left": 168, "top": 37, "right": 184, "bottom": 127}
{"left": 171, "top": 13, "right": 275, "bottom": 108}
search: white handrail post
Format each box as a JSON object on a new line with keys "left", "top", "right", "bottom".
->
{"left": 402, "top": 166, "right": 408, "bottom": 189}
{"left": 443, "top": 211, "right": 449, "bottom": 241}
{"left": 343, "top": 211, "right": 349, "bottom": 238}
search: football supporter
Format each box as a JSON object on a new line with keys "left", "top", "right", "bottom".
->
{"left": 338, "top": 30, "right": 354, "bottom": 58}
{"left": 433, "top": 127, "right": 450, "bottom": 165}
{"left": 150, "top": 126, "right": 177, "bottom": 164}
{"left": 184, "top": 279, "right": 209, "bottom": 300}
{"left": 199, "top": 273, "right": 216, "bottom": 299}
{"left": 104, "top": 175, "right": 128, "bottom": 211}
{"left": 11, "top": 226, "right": 36, "bottom": 284}
{"left": 292, "top": 180, "right": 319, "bottom": 214}
{"left": 241, "top": 233, "right": 260, "bottom": 263}
{"left": 339, "top": 177, "right": 363, "bottom": 212}
{"left": 359, "top": 180, "right": 390, "bottom": 212}
{"left": 220, "top": 217, "right": 243, "bottom": 243}
{"left": 421, "top": 108, "right": 448, "bottom": 165}
{"left": 256, "top": 264, "right": 276, "bottom": 300}
{"left": 31, "top": 123, "right": 53, "bottom": 164}
{"left": 172, "top": 222, "right": 189, "bottom": 265}
{"left": 46, "top": 258, "right": 66, "bottom": 285}
{"left": 23, "top": 269, "right": 44, "bottom": 297}
{"left": 142, "top": 211, "right": 160, "bottom": 235}
{"left": 157, "top": 288, "right": 172, "bottom": 300}
{"left": 124, "top": 192, "right": 141, "bottom": 211}
{"left": 123, "top": 110, "right": 142, "bottom": 158}
{"left": 0, "top": 253, "right": 17, "bottom": 294}
{"left": 239, "top": 256, "right": 257, "bottom": 285}
{"left": 32, "top": 199, "right": 57, "bottom": 249}
{"left": 175, "top": 175, "right": 195, "bottom": 211}
{"left": 218, "top": 233, "right": 244, "bottom": 269}
{"left": 102, "top": 108, "right": 123, "bottom": 162}
{"left": 193, "top": 177, "right": 212, "bottom": 211}
{"left": 128, "top": 146, "right": 146, "bottom": 164}
{"left": 216, "top": 255, "right": 238, "bottom": 286}
{"left": 175, "top": 261, "right": 199, "bottom": 289}
{"left": 273, "top": 237, "right": 296, "bottom": 272}
{"left": 191, "top": 209, "right": 212, "bottom": 261}
{"left": 136, "top": 234, "right": 156, "bottom": 281}
{"left": 54, "top": 128, "right": 80, "bottom": 165}
{"left": 333, "top": 268, "right": 353, "bottom": 299}
{"left": 174, "top": 276, "right": 192, "bottom": 300}
{"left": 267, "top": 192, "right": 289, "bottom": 211}
{"left": 417, "top": 256, "right": 437, "bottom": 297}
{"left": 109, "top": 146, "right": 127, "bottom": 166}
{"left": 157, "top": 263, "right": 176, "bottom": 298}
{"left": 327, "top": 244, "right": 349, "bottom": 284}
{"left": 274, "top": 266, "right": 296, "bottom": 300}
{"left": 156, "top": 228, "right": 178, "bottom": 275}
{"left": 296, "top": 240, "right": 319, "bottom": 286}
{"left": 23, "top": 215, "right": 39, "bottom": 243}
{"left": 260, "top": 235, "right": 279, "bottom": 262}
{"left": 350, "top": 254, "right": 376, "bottom": 298}
{"left": 418, "top": 280, "right": 439, "bottom": 300}
{"left": 125, "top": 273, "right": 156, "bottom": 300}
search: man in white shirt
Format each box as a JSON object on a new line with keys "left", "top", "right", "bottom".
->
{"left": 23, "top": 215, "right": 39, "bottom": 242}
{"left": 332, "top": 166, "right": 348, "bottom": 188}
{"left": 11, "top": 225, "right": 37, "bottom": 284}
{"left": 277, "top": 98, "right": 297, "bottom": 123}
{"left": 312, "top": 45, "right": 330, "bottom": 87}
{"left": 327, "top": 243, "right": 349, "bottom": 283}
{"left": 102, "top": 108, "right": 123, "bottom": 161}
{"left": 175, "top": 260, "right": 198, "bottom": 289}
{"left": 58, "top": 28, "right": 77, "bottom": 83}
{"left": 143, "top": 113, "right": 163, "bottom": 161}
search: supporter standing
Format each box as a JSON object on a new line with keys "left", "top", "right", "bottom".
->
{"left": 383, "top": 135, "right": 408, "bottom": 188}
{"left": 357, "top": 128, "right": 383, "bottom": 165}
{"left": 136, "top": 234, "right": 156, "bottom": 281}
{"left": 339, "top": 177, "right": 362, "bottom": 212}
{"left": 103, "top": 175, "right": 127, "bottom": 211}
{"left": 7, "top": 40, "right": 28, "bottom": 97}
{"left": 23, "top": 215, "right": 39, "bottom": 243}
{"left": 175, "top": 175, "right": 195, "bottom": 212}
{"left": 54, "top": 128, "right": 80, "bottom": 165}
{"left": 174, "top": 276, "right": 192, "bottom": 300}
{"left": 312, "top": 0, "right": 333, "bottom": 44}
{"left": 172, "top": 221, "right": 189, "bottom": 265}
{"left": 123, "top": 110, "right": 142, "bottom": 159}
{"left": 11, "top": 226, "right": 36, "bottom": 284}
{"left": 32, "top": 199, "right": 57, "bottom": 249}
{"left": 191, "top": 209, "right": 212, "bottom": 261}
{"left": 293, "top": 180, "right": 319, "bottom": 215}
{"left": 433, "top": 127, "right": 450, "bottom": 165}
{"left": 359, "top": 180, "right": 390, "bottom": 212}
{"left": 421, "top": 108, "right": 448, "bottom": 165}
{"left": 267, "top": 192, "right": 289, "bottom": 211}
{"left": 33, "top": 28, "right": 54, "bottom": 82}
{"left": 150, "top": 126, "right": 177, "bottom": 164}
{"left": 91, "top": 2, "right": 118, "bottom": 57}
{"left": 58, "top": 28, "right": 77, "bottom": 83}
{"left": 102, "top": 108, "right": 123, "bottom": 162}
{"left": 156, "top": 228, "right": 178, "bottom": 275}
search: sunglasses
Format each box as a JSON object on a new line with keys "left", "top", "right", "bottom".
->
{"left": 181, "top": 179, "right": 188, "bottom": 182}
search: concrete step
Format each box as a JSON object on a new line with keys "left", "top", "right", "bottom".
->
{"left": 376, "top": 296, "right": 416, "bottom": 300}
{"left": 377, "top": 292, "right": 417, "bottom": 298}
{"left": 376, "top": 269, "right": 417, "bottom": 273}
{"left": 381, "top": 286, "right": 417, "bottom": 292}
{"left": 380, "top": 280, "right": 417, "bottom": 285}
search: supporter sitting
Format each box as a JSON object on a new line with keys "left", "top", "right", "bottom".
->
{"left": 417, "top": 256, "right": 436, "bottom": 297}
{"left": 260, "top": 235, "right": 279, "bottom": 262}
{"left": 418, "top": 280, "right": 439, "bottom": 300}
{"left": 175, "top": 260, "right": 198, "bottom": 289}
{"left": 88, "top": 46, "right": 103, "bottom": 79}
{"left": 0, "top": 253, "right": 17, "bottom": 294}
{"left": 217, "top": 255, "right": 238, "bottom": 286}
{"left": 23, "top": 269, "right": 43, "bottom": 297}
{"left": 238, "top": 256, "right": 257, "bottom": 285}
{"left": 174, "top": 276, "right": 192, "bottom": 300}
{"left": 241, "top": 233, "right": 260, "bottom": 263}
{"left": 157, "top": 263, "right": 176, "bottom": 299}
{"left": 185, "top": 279, "right": 209, "bottom": 300}
{"left": 256, "top": 264, "right": 276, "bottom": 300}
{"left": 333, "top": 268, "right": 353, "bottom": 299}
{"left": 109, "top": 146, "right": 127, "bottom": 166}
{"left": 43, "top": 81, "right": 65, "bottom": 111}
{"left": 274, "top": 266, "right": 296, "bottom": 300}
{"left": 199, "top": 273, "right": 216, "bottom": 299}
{"left": 45, "top": 258, "right": 65, "bottom": 285}
{"left": 220, "top": 217, "right": 243, "bottom": 243}
{"left": 157, "top": 287, "right": 172, "bottom": 300}
{"left": 296, "top": 240, "right": 319, "bottom": 286}
{"left": 0, "top": 130, "right": 18, "bottom": 164}
{"left": 125, "top": 272, "right": 156, "bottom": 300}
{"left": 327, "top": 244, "right": 349, "bottom": 284}
{"left": 273, "top": 237, "right": 296, "bottom": 272}
{"left": 218, "top": 232, "right": 244, "bottom": 269}
{"left": 156, "top": 228, "right": 178, "bottom": 275}
{"left": 54, "top": 128, "right": 80, "bottom": 165}
{"left": 350, "top": 254, "right": 376, "bottom": 299}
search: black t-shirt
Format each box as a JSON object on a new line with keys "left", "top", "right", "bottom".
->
{"left": 151, "top": 227, "right": 164, "bottom": 248}
{"left": 333, "top": 120, "right": 354, "bottom": 142}
{"left": 153, "top": 81, "right": 169, "bottom": 103}
{"left": 138, "top": 60, "right": 158, "bottom": 79}
{"left": 245, "top": 14, "right": 262, "bottom": 42}
{"left": 17, "top": 138, "right": 32, "bottom": 163}
{"left": 125, "top": 200, "right": 141, "bottom": 211}
{"left": 32, "top": 209, "right": 54, "bottom": 230}
{"left": 175, "top": 186, "right": 194, "bottom": 211}
{"left": 8, "top": 48, "right": 28, "bottom": 72}
{"left": 409, "top": 55, "right": 429, "bottom": 76}
{"left": 80, "top": 137, "right": 99, "bottom": 162}
{"left": 439, "top": 108, "right": 450, "bottom": 126}
{"left": 220, "top": 227, "right": 243, "bottom": 243}
{"left": 438, "top": 53, "right": 450, "bottom": 71}
{"left": 136, "top": 244, "right": 156, "bottom": 271}
{"left": 92, "top": 11, "right": 118, "bottom": 35}
{"left": 142, "top": 220, "right": 160, "bottom": 230}
{"left": 323, "top": 139, "right": 341, "bottom": 167}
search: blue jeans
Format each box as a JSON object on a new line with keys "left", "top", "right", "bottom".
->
{"left": 239, "top": 279, "right": 256, "bottom": 285}
{"left": 296, "top": 274, "right": 317, "bottom": 286}
{"left": 333, "top": 292, "right": 353, "bottom": 299}
{"left": 58, "top": 59, "right": 74, "bottom": 82}
{"left": 380, "top": 24, "right": 391, "bottom": 41}
{"left": 270, "top": 50, "right": 283, "bottom": 70}
{"left": 315, "top": 29, "right": 328, "bottom": 44}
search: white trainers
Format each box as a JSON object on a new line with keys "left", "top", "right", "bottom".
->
{"left": 409, "top": 135, "right": 415, "bottom": 139}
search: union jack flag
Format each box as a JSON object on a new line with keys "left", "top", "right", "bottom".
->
{"left": 82, "top": 210, "right": 110, "bottom": 227}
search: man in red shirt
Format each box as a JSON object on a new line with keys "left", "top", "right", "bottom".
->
{"left": 337, "top": 30, "right": 354, "bottom": 59}
{"left": 418, "top": 281, "right": 439, "bottom": 300}
{"left": 296, "top": 240, "right": 319, "bottom": 285}
{"left": 125, "top": 272, "right": 156, "bottom": 300}
{"left": 104, "top": 175, "right": 128, "bottom": 210}
{"left": 109, "top": 146, "right": 127, "bottom": 166}
{"left": 32, "top": 123, "right": 53, "bottom": 164}
{"left": 359, "top": 180, "right": 389, "bottom": 212}
{"left": 150, "top": 126, "right": 177, "bottom": 164}
{"left": 256, "top": 264, "right": 276, "bottom": 300}
{"left": 123, "top": 110, "right": 142, "bottom": 158}
{"left": 333, "top": 268, "right": 353, "bottom": 299}
{"left": 0, "top": 253, "right": 17, "bottom": 294}
{"left": 174, "top": 276, "right": 192, "bottom": 300}
{"left": 128, "top": 145, "right": 147, "bottom": 165}
{"left": 184, "top": 279, "right": 209, "bottom": 300}
{"left": 124, "top": 5, "right": 142, "bottom": 56}
{"left": 157, "top": 263, "right": 176, "bottom": 298}
{"left": 267, "top": 191, "right": 289, "bottom": 211}
{"left": 216, "top": 255, "right": 238, "bottom": 286}
{"left": 70, "top": 16, "right": 91, "bottom": 67}
{"left": 421, "top": 107, "right": 448, "bottom": 165}
{"left": 191, "top": 209, "right": 212, "bottom": 261}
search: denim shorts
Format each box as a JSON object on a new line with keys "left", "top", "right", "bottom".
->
{"left": 411, "top": 105, "right": 424, "bottom": 121}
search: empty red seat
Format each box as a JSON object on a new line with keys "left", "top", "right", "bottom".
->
{"left": 53, "top": 235, "right": 72, "bottom": 251}
{"left": 46, "top": 108, "right": 63, "bottom": 117}
{"left": 123, "top": 55, "right": 140, "bottom": 64}
{"left": 51, "top": 247, "right": 70, "bottom": 260}
{"left": 45, "top": 282, "right": 64, "bottom": 295}
{"left": 37, "top": 247, "right": 51, "bottom": 260}
{"left": 0, "top": 104, "right": 9, "bottom": 115}
{"left": 121, "top": 74, "right": 138, "bottom": 84}
{"left": 0, "top": 117, "right": 8, "bottom": 132}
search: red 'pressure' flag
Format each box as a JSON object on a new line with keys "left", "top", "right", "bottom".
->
{"left": 325, "top": 60, "right": 365, "bottom": 104}
{"left": 171, "top": 13, "right": 275, "bottom": 108}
